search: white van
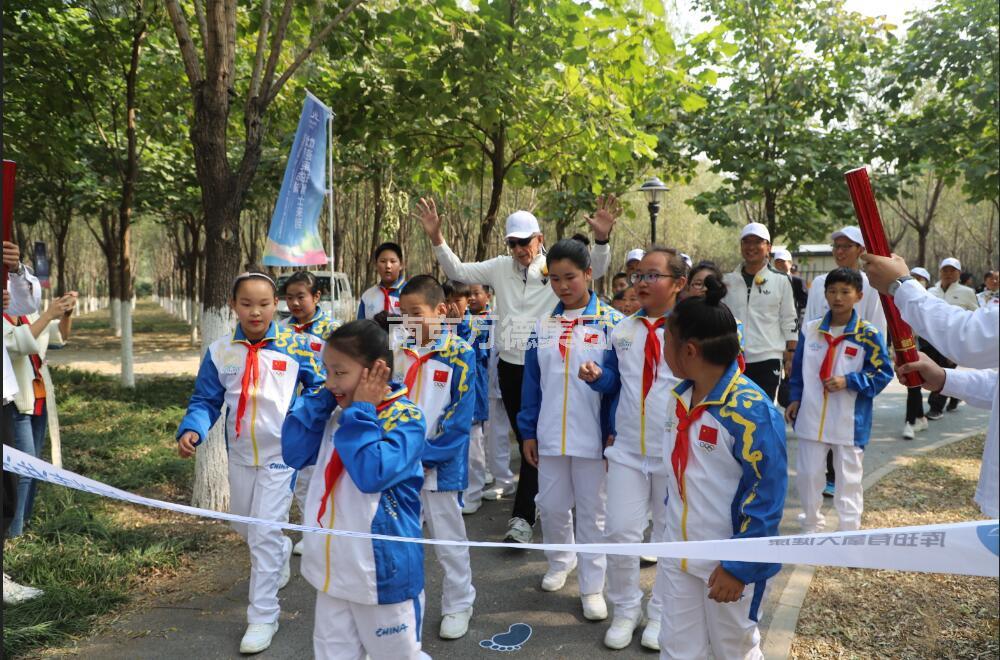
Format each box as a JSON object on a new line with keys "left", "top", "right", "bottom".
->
{"left": 276, "top": 270, "right": 356, "bottom": 322}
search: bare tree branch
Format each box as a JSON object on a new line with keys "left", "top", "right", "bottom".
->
{"left": 247, "top": 0, "right": 274, "bottom": 105}
{"left": 264, "top": 0, "right": 365, "bottom": 107}
{"left": 164, "top": 0, "right": 204, "bottom": 89}
{"left": 192, "top": 0, "right": 209, "bottom": 49}
{"left": 260, "top": 0, "right": 294, "bottom": 99}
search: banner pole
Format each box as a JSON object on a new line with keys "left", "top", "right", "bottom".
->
{"left": 327, "top": 112, "right": 335, "bottom": 279}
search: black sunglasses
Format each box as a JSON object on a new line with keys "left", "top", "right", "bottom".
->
{"left": 506, "top": 236, "right": 534, "bottom": 248}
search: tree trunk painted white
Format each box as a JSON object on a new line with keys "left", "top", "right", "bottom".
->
{"left": 111, "top": 297, "right": 122, "bottom": 336}
{"left": 191, "top": 305, "right": 233, "bottom": 511}
{"left": 42, "top": 367, "right": 62, "bottom": 469}
{"left": 120, "top": 297, "right": 136, "bottom": 388}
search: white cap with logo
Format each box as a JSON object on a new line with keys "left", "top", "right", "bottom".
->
{"left": 831, "top": 226, "right": 865, "bottom": 248}
{"left": 505, "top": 211, "right": 541, "bottom": 239}
{"left": 939, "top": 257, "right": 962, "bottom": 272}
{"left": 680, "top": 253, "right": 693, "bottom": 268}
{"left": 772, "top": 248, "right": 792, "bottom": 263}
{"left": 626, "top": 248, "right": 646, "bottom": 264}
{"left": 910, "top": 267, "right": 932, "bottom": 281}
{"left": 740, "top": 222, "right": 771, "bottom": 242}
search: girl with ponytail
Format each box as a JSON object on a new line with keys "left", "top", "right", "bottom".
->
{"left": 656, "top": 274, "right": 788, "bottom": 659}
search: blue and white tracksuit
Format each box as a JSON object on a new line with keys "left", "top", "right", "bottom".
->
{"left": 660, "top": 361, "right": 788, "bottom": 660}
{"left": 789, "top": 310, "right": 893, "bottom": 532}
{"left": 394, "top": 330, "right": 477, "bottom": 615}
{"left": 463, "top": 310, "right": 494, "bottom": 507}
{"left": 282, "top": 383, "right": 428, "bottom": 659}
{"left": 358, "top": 276, "right": 406, "bottom": 320}
{"left": 279, "top": 308, "right": 340, "bottom": 523}
{"left": 176, "top": 321, "right": 325, "bottom": 625}
{"left": 587, "top": 308, "right": 678, "bottom": 623}
{"left": 519, "top": 292, "right": 621, "bottom": 595}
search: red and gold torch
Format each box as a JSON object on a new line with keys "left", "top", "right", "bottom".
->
{"left": 844, "top": 166, "right": 922, "bottom": 386}
{"left": 2, "top": 160, "right": 16, "bottom": 291}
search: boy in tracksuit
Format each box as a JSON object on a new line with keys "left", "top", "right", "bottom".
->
{"left": 443, "top": 280, "right": 494, "bottom": 514}
{"left": 395, "top": 275, "right": 478, "bottom": 639}
{"left": 358, "top": 242, "right": 407, "bottom": 320}
{"left": 787, "top": 267, "right": 894, "bottom": 533}
{"left": 282, "top": 320, "right": 428, "bottom": 660}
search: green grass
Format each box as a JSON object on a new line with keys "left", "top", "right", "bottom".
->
{"left": 3, "top": 367, "right": 212, "bottom": 659}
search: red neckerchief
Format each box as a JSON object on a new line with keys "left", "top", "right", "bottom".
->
{"left": 402, "top": 347, "right": 439, "bottom": 394}
{"left": 557, "top": 317, "right": 583, "bottom": 361}
{"left": 316, "top": 394, "right": 402, "bottom": 526}
{"left": 233, "top": 339, "right": 270, "bottom": 438}
{"left": 639, "top": 317, "right": 666, "bottom": 401}
{"left": 819, "top": 332, "right": 849, "bottom": 381}
{"left": 379, "top": 285, "right": 397, "bottom": 312}
{"left": 671, "top": 398, "right": 711, "bottom": 502}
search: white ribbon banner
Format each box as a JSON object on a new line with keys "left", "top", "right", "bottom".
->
{"left": 4, "top": 446, "right": 998, "bottom": 578}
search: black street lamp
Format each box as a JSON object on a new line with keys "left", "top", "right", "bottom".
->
{"left": 640, "top": 176, "right": 669, "bottom": 244}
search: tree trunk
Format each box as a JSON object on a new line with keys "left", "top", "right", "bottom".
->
{"left": 764, "top": 188, "right": 777, "bottom": 239}
{"left": 475, "top": 132, "right": 507, "bottom": 261}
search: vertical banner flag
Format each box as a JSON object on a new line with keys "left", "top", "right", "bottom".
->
{"left": 34, "top": 241, "right": 50, "bottom": 289}
{"left": 263, "top": 92, "right": 331, "bottom": 267}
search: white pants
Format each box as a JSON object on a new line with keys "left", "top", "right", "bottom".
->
{"left": 605, "top": 456, "right": 668, "bottom": 622}
{"left": 536, "top": 454, "right": 607, "bottom": 594}
{"left": 658, "top": 565, "right": 764, "bottom": 660}
{"left": 421, "top": 490, "right": 476, "bottom": 614}
{"left": 485, "top": 396, "right": 515, "bottom": 489}
{"left": 313, "top": 590, "right": 428, "bottom": 660}
{"left": 293, "top": 465, "right": 315, "bottom": 523}
{"left": 797, "top": 439, "right": 864, "bottom": 532}
{"left": 228, "top": 463, "right": 295, "bottom": 624}
{"left": 463, "top": 423, "right": 487, "bottom": 506}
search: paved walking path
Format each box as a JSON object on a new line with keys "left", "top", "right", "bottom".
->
{"left": 60, "top": 374, "right": 990, "bottom": 659}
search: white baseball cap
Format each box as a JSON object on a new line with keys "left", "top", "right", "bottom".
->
{"left": 626, "top": 248, "right": 646, "bottom": 264}
{"left": 504, "top": 211, "right": 540, "bottom": 239}
{"left": 831, "top": 226, "right": 865, "bottom": 248}
{"left": 680, "top": 253, "right": 693, "bottom": 268}
{"left": 910, "top": 267, "right": 931, "bottom": 281}
{"left": 740, "top": 222, "right": 770, "bottom": 242}
{"left": 772, "top": 248, "right": 792, "bottom": 262}
{"left": 939, "top": 257, "right": 962, "bottom": 271}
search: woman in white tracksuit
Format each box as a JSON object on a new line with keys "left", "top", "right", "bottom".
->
{"left": 579, "top": 247, "right": 688, "bottom": 651}
{"left": 517, "top": 238, "right": 622, "bottom": 621}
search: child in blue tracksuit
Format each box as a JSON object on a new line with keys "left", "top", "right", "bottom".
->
{"left": 786, "top": 267, "right": 893, "bottom": 533}
{"left": 660, "top": 273, "right": 787, "bottom": 660}
{"left": 518, "top": 238, "right": 622, "bottom": 621}
{"left": 278, "top": 269, "right": 340, "bottom": 555}
{"left": 444, "top": 279, "right": 492, "bottom": 513}
{"left": 176, "top": 271, "right": 325, "bottom": 654}
{"left": 282, "top": 319, "right": 427, "bottom": 660}
{"left": 358, "top": 242, "right": 407, "bottom": 319}
{"left": 395, "top": 275, "right": 477, "bottom": 640}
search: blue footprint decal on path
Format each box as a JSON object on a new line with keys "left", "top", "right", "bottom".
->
{"left": 480, "top": 623, "right": 532, "bottom": 652}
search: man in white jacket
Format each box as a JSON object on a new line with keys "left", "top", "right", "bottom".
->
{"left": 722, "top": 223, "right": 798, "bottom": 400}
{"left": 862, "top": 252, "right": 999, "bottom": 519}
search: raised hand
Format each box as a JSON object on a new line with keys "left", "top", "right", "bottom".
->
{"left": 414, "top": 198, "right": 444, "bottom": 246}
{"left": 355, "top": 359, "right": 391, "bottom": 406}
{"left": 585, "top": 193, "right": 622, "bottom": 242}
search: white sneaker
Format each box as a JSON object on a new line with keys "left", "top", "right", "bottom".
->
{"left": 504, "top": 517, "right": 533, "bottom": 544}
{"left": 462, "top": 499, "right": 482, "bottom": 515}
{"left": 641, "top": 619, "right": 661, "bottom": 650}
{"left": 439, "top": 607, "right": 473, "bottom": 639}
{"left": 292, "top": 538, "right": 304, "bottom": 556}
{"left": 581, "top": 593, "right": 608, "bottom": 621}
{"left": 239, "top": 622, "right": 279, "bottom": 654}
{"left": 913, "top": 417, "right": 929, "bottom": 433}
{"left": 540, "top": 560, "right": 576, "bottom": 591}
{"left": 279, "top": 538, "right": 292, "bottom": 589}
{"left": 640, "top": 555, "right": 658, "bottom": 564}
{"left": 483, "top": 484, "right": 515, "bottom": 501}
{"left": 902, "top": 422, "right": 915, "bottom": 440}
{"left": 604, "top": 616, "right": 640, "bottom": 649}
{"left": 2, "top": 573, "right": 44, "bottom": 605}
